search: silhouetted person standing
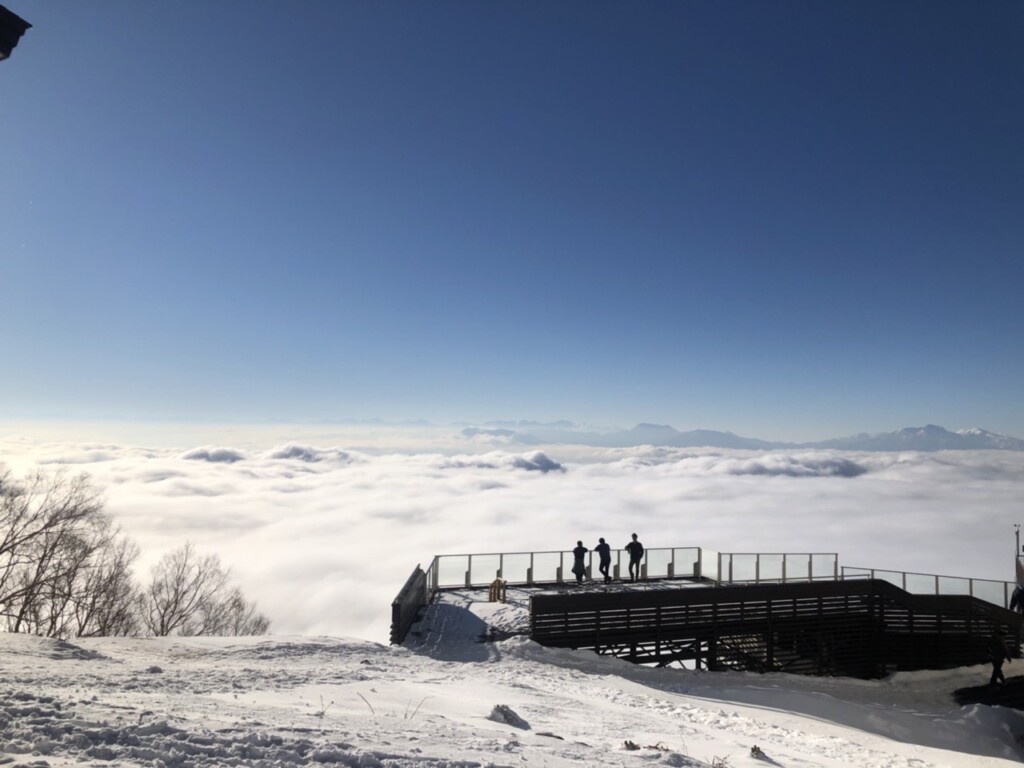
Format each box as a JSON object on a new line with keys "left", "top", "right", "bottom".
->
{"left": 571, "top": 541, "right": 588, "bottom": 584}
{"left": 625, "top": 533, "right": 644, "bottom": 582}
{"left": 595, "top": 537, "right": 612, "bottom": 584}
{"left": 989, "top": 633, "right": 1012, "bottom": 686}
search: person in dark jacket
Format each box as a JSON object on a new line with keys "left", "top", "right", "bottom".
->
{"left": 571, "top": 541, "right": 589, "bottom": 584}
{"left": 1011, "top": 586, "right": 1023, "bottom": 614}
{"left": 595, "top": 537, "right": 612, "bottom": 584}
{"left": 625, "top": 533, "right": 644, "bottom": 582}
{"left": 989, "top": 632, "right": 1012, "bottom": 686}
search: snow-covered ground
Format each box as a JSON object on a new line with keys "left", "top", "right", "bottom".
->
{"left": 2, "top": 588, "right": 1022, "bottom": 768}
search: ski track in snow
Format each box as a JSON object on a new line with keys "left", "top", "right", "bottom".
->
{"left": 1, "top": 591, "right": 1023, "bottom": 768}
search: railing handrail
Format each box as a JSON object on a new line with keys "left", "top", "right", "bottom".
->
{"left": 429, "top": 545, "right": 701, "bottom": 559}
{"left": 720, "top": 552, "right": 838, "bottom": 557}
{"left": 842, "top": 565, "right": 1013, "bottom": 587}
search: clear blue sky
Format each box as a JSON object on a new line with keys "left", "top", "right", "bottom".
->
{"left": 1, "top": 1, "right": 1021, "bottom": 441}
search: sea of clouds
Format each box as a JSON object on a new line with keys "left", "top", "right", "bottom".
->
{"left": 2, "top": 424, "right": 1022, "bottom": 644}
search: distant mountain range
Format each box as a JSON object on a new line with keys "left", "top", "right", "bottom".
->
{"left": 462, "top": 423, "right": 1024, "bottom": 452}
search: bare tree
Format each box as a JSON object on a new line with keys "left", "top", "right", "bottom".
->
{"left": 142, "top": 542, "right": 269, "bottom": 636}
{"left": 72, "top": 533, "right": 141, "bottom": 637}
{"left": 2, "top": 469, "right": 269, "bottom": 639}
{"left": 197, "top": 586, "right": 270, "bottom": 636}
{"left": 0, "top": 467, "right": 111, "bottom": 635}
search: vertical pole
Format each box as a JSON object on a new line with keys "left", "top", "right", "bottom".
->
{"left": 498, "top": 553, "right": 503, "bottom": 580}
{"left": 528, "top": 553, "right": 534, "bottom": 586}
{"left": 755, "top": 554, "right": 760, "bottom": 584}
{"left": 466, "top": 555, "right": 473, "bottom": 588}
{"left": 782, "top": 555, "right": 787, "bottom": 583}
{"left": 1016, "top": 524, "right": 1021, "bottom": 589}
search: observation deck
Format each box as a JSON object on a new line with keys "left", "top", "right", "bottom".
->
{"left": 392, "top": 546, "right": 1021, "bottom": 679}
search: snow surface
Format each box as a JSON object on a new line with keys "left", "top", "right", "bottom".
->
{"left": 2, "top": 587, "right": 1023, "bottom": 767}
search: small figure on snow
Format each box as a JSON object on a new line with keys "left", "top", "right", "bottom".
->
{"left": 625, "top": 533, "right": 644, "bottom": 582}
{"left": 571, "top": 541, "right": 589, "bottom": 584}
{"left": 989, "top": 632, "right": 1012, "bottom": 686}
{"left": 595, "top": 537, "right": 612, "bottom": 584}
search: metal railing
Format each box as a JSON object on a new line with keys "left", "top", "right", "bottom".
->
{"left": 841, "top": 566, "right": 1017, "bottom": 610}
{"left": 425, "top": 546, "right": 705, "bottom": 594}
{"left": 717, "top": 552, "right": 839, "bottom": 585}
{"left": 422, "top": 547, "right": 845, "bottom": 595}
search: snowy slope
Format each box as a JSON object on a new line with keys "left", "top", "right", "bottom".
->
{"left": 2, "top": 590, "right": 1023, "bottom": 767}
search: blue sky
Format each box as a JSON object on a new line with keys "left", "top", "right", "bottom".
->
{"left": 1, "top": 1, "right": 1022, "bottom": 441}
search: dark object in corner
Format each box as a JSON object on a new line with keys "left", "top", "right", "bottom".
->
{"left": 0, "top": 4, "right": 31, "bottom": 62}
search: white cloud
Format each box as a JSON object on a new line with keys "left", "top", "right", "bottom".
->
{"left": 2, "top": 429, "right": 1022, "bottom": 645}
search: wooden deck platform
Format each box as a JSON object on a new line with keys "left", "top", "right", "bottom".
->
{"left": 529, "top": 578, "right": 1023, "bottom": 678}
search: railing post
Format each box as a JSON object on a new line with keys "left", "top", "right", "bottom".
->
{"left": 934, "top": 574, "right": 939, "bottom": 595}
{"left": 755, "top": 554, "right": 760, "bottom": 583}
{"left": 782, "top": 555, "right": 787, "bottom": 583}
{"left": 902, "top": 571, "right": 907, "bottom": 591}
{"left": 833, "top": 555, "right": 838, "bottom": 581}
{"left": 498, "top": 553, "right": 503, "bottom": 579}
{"left": 696, "top": 548, "right": 702, "bottom": 580}
{"left": 466, "top": 554, "right": 473, "bottom": 588}
{"left": 528, "top": 553, "right": 534, "bottom": 586}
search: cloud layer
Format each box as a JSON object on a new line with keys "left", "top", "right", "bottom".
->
{"left": 3, "top": 427, "right": 1022, "bottom": 644}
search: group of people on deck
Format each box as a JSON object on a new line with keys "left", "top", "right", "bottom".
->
{"left": 571, "top": 533, "right": 644, "bottom": 585}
